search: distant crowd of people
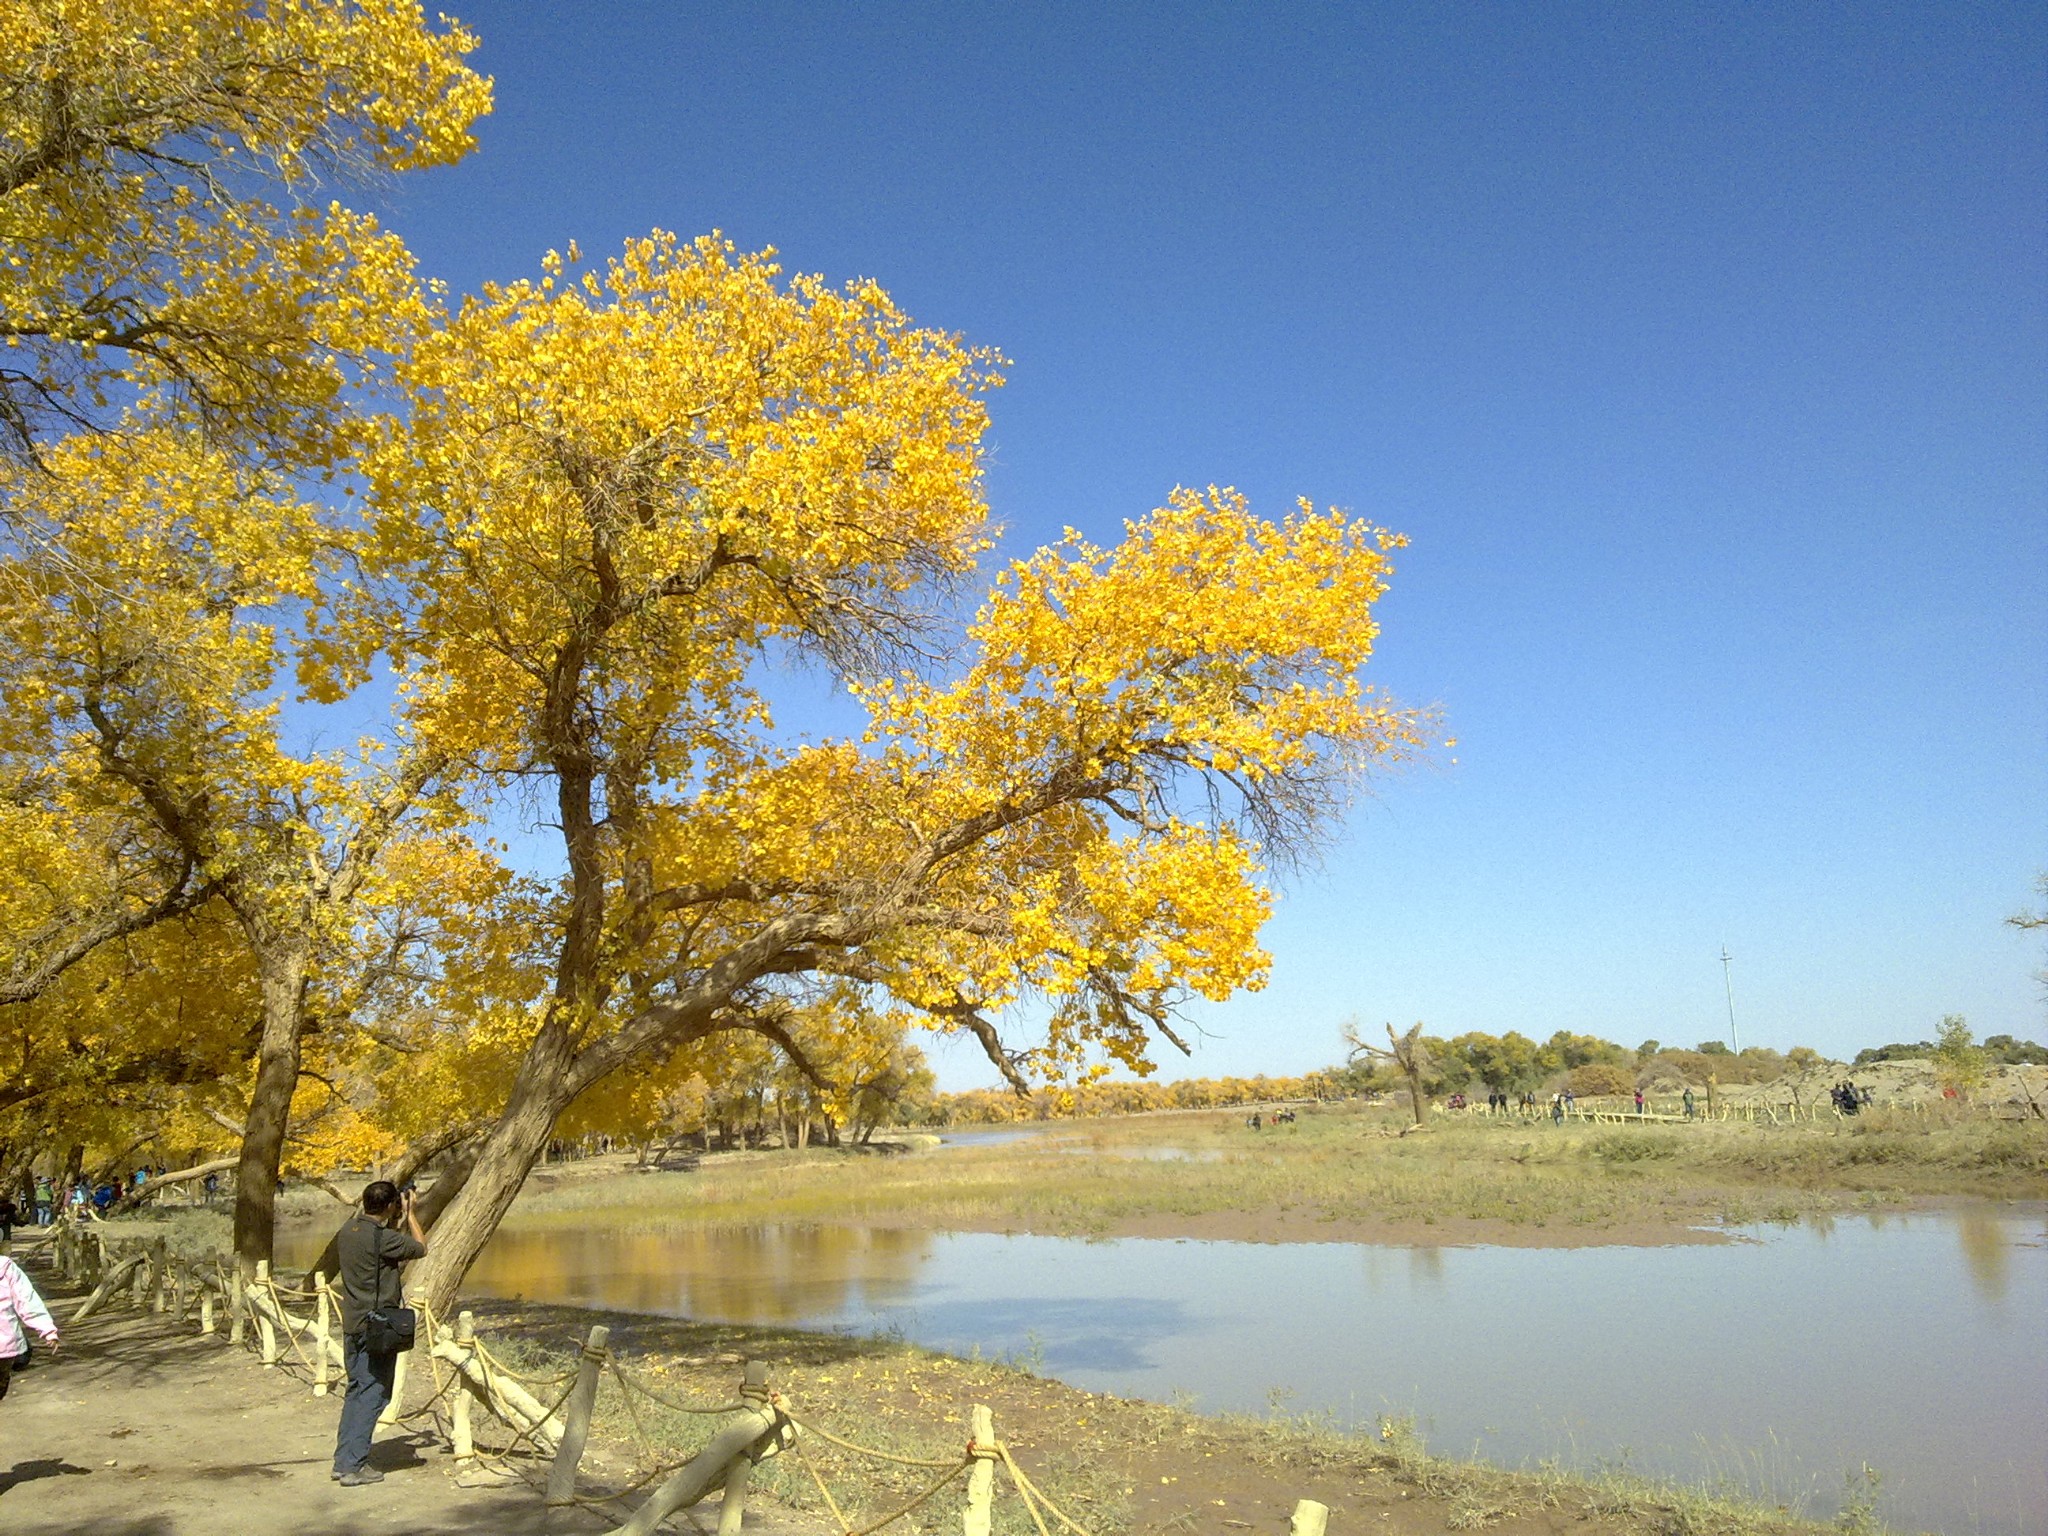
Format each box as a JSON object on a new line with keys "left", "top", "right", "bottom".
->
{"left": 1437, "top": 1085, "right": 1714, "bottom": 1123}
{"left": 2, "top": 1166, "right": 230, "bottom": 1234}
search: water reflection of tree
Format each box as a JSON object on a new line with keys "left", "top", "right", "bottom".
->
{"left": 1954, "top": 1211, "right": 2009, "bottom": 1304}
{"left": 1406, "top": 1245, "right": 1445, "bottom": 1288}
{"left": 473, "top": 1224, "right": 936, "bottom": 1323}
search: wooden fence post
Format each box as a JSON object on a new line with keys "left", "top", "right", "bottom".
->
{"left": 1290, "top": 1499, "right": 1329, "bottom": 1536}
{"left": 616, "top": 1362, "right": 777, "bottom": 1536}
{"left": 229, "top": 1265, "right": 246, "bottom": 1344}
{"left": 449, "top": 1311, "right": 477, "bottom": 1466}
{"left": 200, "top": 1282, "right": 216, "bottom": 1336}
{"left": 963, "top": 1404, "right": 997, "bottom": 1536}
{"left": 716, "top": 1450, "right": 754, "bottom": 1536}
{"left": 149, "top": 1238, "right": 169, "bottom": 1313}
{"left": 254, "top": 1260, "right": 278, "bottom": 1367}
{"left": 312, "top": 1272, "right": 332, "bottom": 1396}
{"left": 377, "top": 1325, "right": 411, "bottom": 1428}
{"left": 546, "top": 1323, "right": 611, "bottom": 1507}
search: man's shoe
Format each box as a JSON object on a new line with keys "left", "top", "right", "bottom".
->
{"left": 337, "top": 1467, "right": 385, "bottom": 1486}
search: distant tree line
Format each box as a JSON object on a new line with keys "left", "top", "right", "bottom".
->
{"left": 902, "top": 1020, "right": 2046, "bottom": 1126}
{"left": 1336, "top": 1029, "right": 1804, "bottom": 1100}
{"left": 913, "top": 1073, "right": 1346, "bottom": 1125}
{"left": 1855, "top": 1033, "right": 2048, "bottom": 1067}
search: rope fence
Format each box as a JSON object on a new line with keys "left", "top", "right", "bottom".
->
{"left": 34, "top": 1217, "right": 1143, "bottom": 1536}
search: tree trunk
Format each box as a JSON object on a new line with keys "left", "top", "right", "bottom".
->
{"left": 0, "top": 1143, "right": 30, "bottom": 1208}
{"left": 1405, "top": 1064, "right": 1428, "bottom": 1127}
{"left": 414, "top": 1140, "right": 479, "bottom": 1230}
{"left": 379, "top": 1124, "right": 475, "bottom": 1192}
{"left": 405, "top": 1025, "right": 575, "bottom": 1317}
{"left": 232, "top": 944, "right": 309, "bottom": 1276}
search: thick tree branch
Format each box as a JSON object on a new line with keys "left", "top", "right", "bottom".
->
{"left": 0, "top": 853, "right": 211, "bottom": 1006}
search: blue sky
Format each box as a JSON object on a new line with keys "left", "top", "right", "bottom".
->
{"left": 368, "top": 1, "right": 2045, "bottom": 1084}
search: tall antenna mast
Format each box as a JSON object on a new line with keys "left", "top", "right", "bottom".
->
{"left": 1720, "top": 943, "right": 1739, "bottom": 1054}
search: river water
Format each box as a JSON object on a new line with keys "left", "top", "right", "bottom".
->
{"left": 284, "top": 1206, "right": 2045, "bottom": 1534}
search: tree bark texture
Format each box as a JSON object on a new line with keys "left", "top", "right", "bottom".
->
{"left": 232, "top": 943, "right": 309, "bottom": 1275}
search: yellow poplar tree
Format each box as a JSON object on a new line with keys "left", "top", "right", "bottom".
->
{"left": 0, "top": 431, "right": 481, "bottom": 1264}
{"left": 0, "top": 0, "right": 489, "bottom": 459}
{"left": 0, "top": 881, "right": 257, "bottom": 1192}
{"left": 360, "top": 233, "right": 1430, "bottom": 1311}
{"left": 0, "top": 792, "right": 208, "bottom": 1010}
{"left": 0, "top": 0, "right": 491, "bottom": 1267}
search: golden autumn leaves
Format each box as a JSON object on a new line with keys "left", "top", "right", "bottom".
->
{"left": 0, "top": 2, "right": 1435, "bottom": 1289}
{"left": 0, "top": 0, "right": 487, "bottom": 457}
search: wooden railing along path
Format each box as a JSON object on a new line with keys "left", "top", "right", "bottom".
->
{"left": 1470, "top": 1096, "right": 2009, "bottom": 1126}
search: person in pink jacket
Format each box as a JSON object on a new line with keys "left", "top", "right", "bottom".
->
{"left": 0, "top": 1251, "right": 60, "bottom": 1401}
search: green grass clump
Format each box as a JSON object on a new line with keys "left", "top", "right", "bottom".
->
{"left": 1593, "top": 1131, "right": 1681, "bottom": 1164}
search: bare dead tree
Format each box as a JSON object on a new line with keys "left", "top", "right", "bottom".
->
{"left": 1345, "top": 1018, "right": 1432, "bottom": 1128}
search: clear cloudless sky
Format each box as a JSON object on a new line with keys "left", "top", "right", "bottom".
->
{"left": 358, "top": 1, "right": 2046, "bottom": 1086}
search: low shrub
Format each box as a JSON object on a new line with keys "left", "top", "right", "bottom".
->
{"left": 1570, "top": 1063, "right": 1636, "bottom": 1097}
{"left": 1592, "top": 1133, "right": 1678, "bottom": 1164}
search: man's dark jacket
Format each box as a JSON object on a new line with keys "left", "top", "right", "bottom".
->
{"left": 333, "top": 1213, "right": 425, "bottom": 1337}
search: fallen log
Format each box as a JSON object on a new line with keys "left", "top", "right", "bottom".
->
{"left": 72, "top": 1253, "right": 146, "bottom": 1321}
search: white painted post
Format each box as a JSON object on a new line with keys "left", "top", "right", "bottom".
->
{"left": 254, "top": 1260, "right": 278, "bottom": 1366}
{"left": 1290, "top": 1499, "right": 1329, "bottom": 1536}
{"left": 449, "top": 1311, "right": 477, "bottom": 1466}
{"left": 377, "top": 1332, "right": 411, "bottom": 1427}
{"left": 715, "top": 1453, "right": 754, "bottom": 1536}
{"left": 546, "top": 1323, "right": 611, "bottom": 1507}
{"left": 963, "top": 1404, "right": 997, "bottom": 1536}
{"left": 312, "top": 1271, "right": 332, "bottom": 1396}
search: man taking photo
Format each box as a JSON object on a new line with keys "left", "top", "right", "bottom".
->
{"left": 331, "top": 1179, "right": 427, "bottom": 1485}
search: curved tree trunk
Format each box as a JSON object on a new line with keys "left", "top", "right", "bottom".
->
{"left": 413, "top": 1139, "right": 480, "bottom": 1230}
{"left": 232, "top": 944, "right": 309, "bottom": 1276}
{"left": 405, "top": 1024, "right": 575, "bottom": 1317}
